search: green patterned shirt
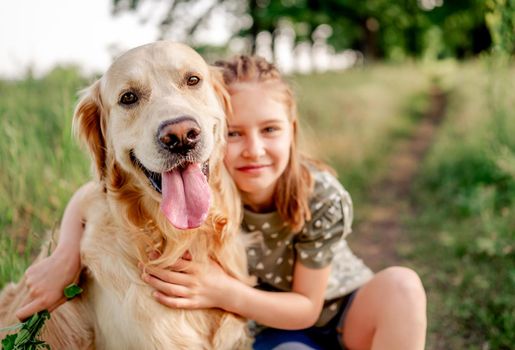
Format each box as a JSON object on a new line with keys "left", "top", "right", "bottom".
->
{"left": 242, "top": 168, "right": 373, "bottom": 327}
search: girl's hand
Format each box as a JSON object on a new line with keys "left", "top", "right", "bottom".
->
{"left": 15, "top": 250, "right": 81, "bottom": 321}
{"left": 140, "top": 253, "right": 234, "bottom": 310}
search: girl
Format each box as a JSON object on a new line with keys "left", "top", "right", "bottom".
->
{"left": 17, "top": 56, "right": 427, "bottom": 350}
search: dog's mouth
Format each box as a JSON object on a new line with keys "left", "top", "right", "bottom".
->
{"left": 129, "top": 151, "right": 209, "bottom": 193}
{"left": 130, "top": 151, "right": 211, "bottom": 230}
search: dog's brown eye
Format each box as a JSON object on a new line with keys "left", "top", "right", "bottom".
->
{"left": 186, "top": 75, "right": 200, "bottom": 86}
{"left": 120, "top": 92, "right": 138, "bottom": 105}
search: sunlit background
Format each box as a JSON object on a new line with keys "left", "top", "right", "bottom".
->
{"left": 0, "top": 1, "right": 514, "bottom": 349}
{"left": 0, "top": 0, "right": 500, "bottom": 77}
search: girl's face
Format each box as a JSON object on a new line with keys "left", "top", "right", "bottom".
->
{"left": 224, "top": 82, "right": 293, "bottom": 212}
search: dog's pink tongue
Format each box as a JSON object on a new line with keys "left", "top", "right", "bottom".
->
{"left": 160, "top": 163, "right": 210, "bottom": 230}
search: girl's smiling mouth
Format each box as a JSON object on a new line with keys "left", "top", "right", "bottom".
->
{"left": 236, "top": 164, "right": 272, "bottom": 172}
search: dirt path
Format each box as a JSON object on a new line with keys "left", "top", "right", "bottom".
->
{"left": 348, "top": 87, "right": 447, "bottom": 271}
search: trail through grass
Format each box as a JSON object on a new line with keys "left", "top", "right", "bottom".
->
{"left": 408, "top": 60, "right": 515, "bottom": 349}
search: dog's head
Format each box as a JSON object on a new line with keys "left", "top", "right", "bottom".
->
{"left": 73, "top": 41, "right": 234, "bottom": 231}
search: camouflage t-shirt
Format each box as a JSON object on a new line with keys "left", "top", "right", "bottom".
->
{"left": 242, "top": 169, "right": 373, "bottom": 327}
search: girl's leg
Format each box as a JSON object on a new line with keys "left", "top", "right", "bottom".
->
{"left": 341, "top": 266, "right": 427, "bottom": 350}
{"left": 253, "top": 328, "right": 322, "bottom": 350}
{"left": 273, "top": 343, "right": 317, "bottom": 350}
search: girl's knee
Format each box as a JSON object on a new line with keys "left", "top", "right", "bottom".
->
{"left": 377, "top": 266, "right": 426, "bottom": 305}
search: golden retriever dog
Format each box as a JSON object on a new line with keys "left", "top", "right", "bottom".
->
{"left": 0, "top": 41, "right": 251, "bottom": 349}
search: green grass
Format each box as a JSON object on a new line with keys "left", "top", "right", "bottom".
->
{"left": 294, "top": 63, "right": 430, "bottom": 204}
{"left": 408, "top": 59, "right": 515, "bottom": 349}
{"left": 0, "top": 67, "right": 91, "bottom": 286}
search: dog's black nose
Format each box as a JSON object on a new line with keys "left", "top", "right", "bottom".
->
{"left": 158, "top": 117, "right": 201, "bottom": 153}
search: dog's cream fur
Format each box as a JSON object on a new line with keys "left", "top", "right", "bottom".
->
{"left": 0, "top": 41, "right": 251, "bottom": 350}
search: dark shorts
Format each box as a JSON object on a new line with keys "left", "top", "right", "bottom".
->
{"left": 253, "top": 290, "right": 358, "bottom": 350}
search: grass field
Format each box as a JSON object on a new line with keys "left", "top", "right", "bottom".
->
{"left": 0, "top": 67, "right": 92, "bottom": 283}
{"left": 0, "top": 59, "right": 513, "bottom": 349}
{"left": 295, "top": 63, "right": 430, "bottom": 205}
{"left": 408, "top": 59, "right": 515, "bottom": 349}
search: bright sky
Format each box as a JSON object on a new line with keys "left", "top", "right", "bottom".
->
{"left": 0, "top": 1, "right": 351, "bottom": 79}
{"left": 0, "top": 0, "right": 168, "bottom": 79}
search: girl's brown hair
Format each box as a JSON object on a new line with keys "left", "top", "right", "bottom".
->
{"left": 215, "top": 55, "right": 327, "bottom": 232}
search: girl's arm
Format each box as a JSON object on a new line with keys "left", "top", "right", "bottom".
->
{"left": 15, "top": 181, "right": 94, "bottom": 321}
{"left": 225, "top": 262, "right": 331, "bottom": 329}
{"left": 141, "top": 257, "right": 331, "bottom": 330}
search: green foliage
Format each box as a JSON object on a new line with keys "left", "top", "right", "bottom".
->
{"left": 411, "top": 60, "right": 515, "bottom": 349}
{"left": 248, "top": 0, "right": 492, "bottom": 59}
{"left": 63, "top": 283, "right": 83, "bottom": 299}
{"left": 424, "top": 0, "right": 491, "bottom": 58}
{"left": 0, "top": 285, "right": 83, "bottom": 350}
{"left": 0, "top": 311, "right": 51, "bottom": 350}
{"left": 422, "top": 145, "right": 514, "bottom": 218}
{"left": 486, "top": 0, "right": 515, "bottom": 54}
{"left": 112, "top": 0, "right": 496, "bottom": 60}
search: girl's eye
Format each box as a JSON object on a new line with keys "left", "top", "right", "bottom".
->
{"left": 263, "top": 126, "right": 278, "bottom": 133}
{"left": 119, "top": 91, "right": 139, "bottom": 105}
{"left": 227, "top": 130, "right": 241, "bottom": 138}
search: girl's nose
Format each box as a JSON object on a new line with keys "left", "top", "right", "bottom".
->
{"left": 243, "top": 133, "right": 265, "bottom": 159}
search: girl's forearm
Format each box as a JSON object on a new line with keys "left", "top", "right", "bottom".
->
{"left": 221, "top": 277, "right": 322, "bottom": 330}
{"left": 53, "top": 182, "right": 94, "bottom": 260}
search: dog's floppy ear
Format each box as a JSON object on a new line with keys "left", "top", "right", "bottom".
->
{"left": 73, "top": 80, "right": 107, "bottom": 181}
{"left": 209, "top": 66, "right": 232, "bottom": 117}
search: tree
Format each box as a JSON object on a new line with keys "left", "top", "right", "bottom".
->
{"left": 486, "top": 0, "right": 515, "bottom": 54}
{"left": 111, "top": 0, "right": 494, "bottom": 60}
{"left": 112, "top": 0, "right": 245, "bottom": 43}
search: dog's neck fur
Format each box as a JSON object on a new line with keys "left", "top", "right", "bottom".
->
{"left": 99, "top": 159, "right": 247, "bottom": 282}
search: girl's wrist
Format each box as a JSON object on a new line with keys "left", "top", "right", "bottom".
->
{"left": 218, "top": 275, "right": 245, "bottom": 314}
{"left": 52, "top": 246, "right": 81, "bottom": 272}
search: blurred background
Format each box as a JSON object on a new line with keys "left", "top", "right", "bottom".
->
{"left": 0, "top": 1, "right": 514, "bottom": 349}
